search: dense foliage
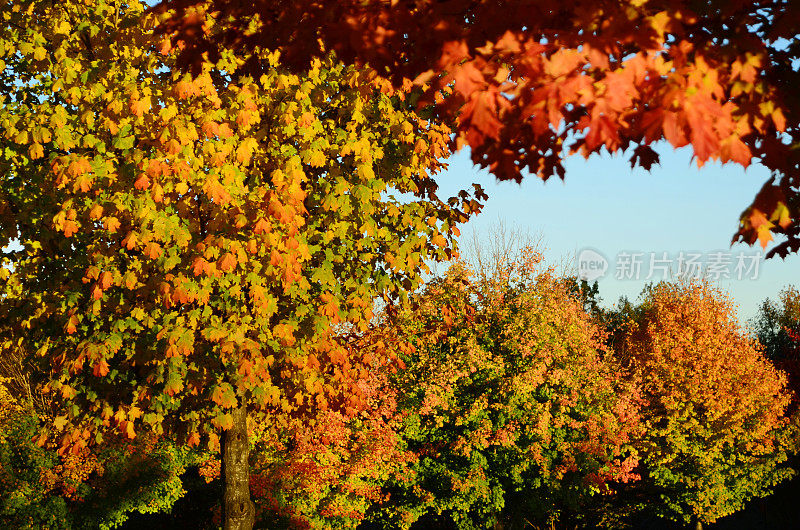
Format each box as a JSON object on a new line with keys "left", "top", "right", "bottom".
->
{"left": 0, "top": 1, "right": 482, "bottom": 526}
{"left": 155, "top": 0, "right": 800, "bottom": 257}
{"left": 2, "top": 262, "right": 799, "bottom": 529}
{"left": 3, "top": 1, "right": 800, "bottom": 527}
{"left": 0, "top": 379, "right": 201, "bottom": 529}
{"left": 618, "top": 282, "right": 797, "bottom": 526}
{"left": 197, "top": 353, "right": 410, "bottom": 528}
{"left": 0, "top": 0, "right": 485, "bottom": 483}
{"left": 366, "top": 254, "right": 640, "bottom": 529}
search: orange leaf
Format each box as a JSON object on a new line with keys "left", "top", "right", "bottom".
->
{"left": 727, "top": 137, "right": 751, "bottom": 167}
{"left": 219, "top": 252, "right": 237, "bottom": 272}
{"left": 193, "top": 257, "right": 207, "bottom": 276}
{"left": 211, "top": 384, "right": 238, "bottom": 408}
{"left": 772, "top": 108, "right": 786, "bottom": 132}
{"left": 204, "top": 179, "right": 232, "bottom": 205}
{"left": 122, "top": 231, "right": 138, "bottom": 250}
{"left": 68, "top": 158, "right": 92, "bottom": 177}
{"left": 254, "top": 218, "right": 270, "bottom": 234}
{"left": 65, "top": 315, "right": 78, "bottom": 334}
{"left": 63, "top": 220, "right": 79, "bottom": 237}
{"left": 756, "top": 224, "right": 774, "bottom": 249}
{"left": 130, "top": 97, "right": 151, "bottom": 117}
{"left": 104, "top": 217, "right": 121, "bottom": 233}
{"left": 144, "top": 242, "right": 162, "bottom": 259}
{"left": 188, "top": 432, "right": 201, "bottom": 447}
{"left": 134, "top": 174, "right": 150, "bottom": 190}
{"left": 93, "top": 359, "right": 109, "bottom": 377}
{"left": 99, "top": 271, "right": 113, "bottom": 290}
{"left": 157, "top": 38, "right": 172, "bottom": 55}
{"left": 165, "top": 139, "right": 182, "bottom": 155}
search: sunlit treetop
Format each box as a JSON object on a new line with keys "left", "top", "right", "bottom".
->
{"left": 371, "top": 253, "right": 642, "bottom": 527}
{"left": 0, "top": 0, "right": 484, "bottom": 453}
{"left": 621, "top": 281, "right": 796, "bottom": 524}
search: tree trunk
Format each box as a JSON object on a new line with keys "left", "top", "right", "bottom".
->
{"left": 694, "top": 519, "right": 703, "bottom": 530}
{"left": 222, "top": 405, "right": 255, "bottom": 530}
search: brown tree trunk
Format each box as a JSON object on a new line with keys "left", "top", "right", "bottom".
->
{"left": 222, "top": 405, "right": 255, "bottom": 530}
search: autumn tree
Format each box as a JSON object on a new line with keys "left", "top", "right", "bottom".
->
{"left": 371, "top": 252, "right": 642, "bottom": 529}
{"left": 154, "top": 0, "right": 800, "bottom": 257}
{"left": 618, "top": 281, "right": 797, "bottom": 528}
{"left": 192, "top": 335, "right": 412, "bottom": 529}
{"left": 0, "top": 1, "right": 482, "bottom": 528}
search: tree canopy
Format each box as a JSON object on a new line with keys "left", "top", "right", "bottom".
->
{"left": 620, "top": 281, "right": 796, "bottom": 525}
{"left": 0, "top": 0, "right": 482, "bottom": 457}
{"left": 373, "top": 253, "right": 641, "bottom": 529}
{"left": 154, "top": 0, "right": 800, "bottom": 257}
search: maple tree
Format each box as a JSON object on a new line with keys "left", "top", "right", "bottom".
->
{"left": 154, "top": 0, "right": 800, "bottom": 257}
{"left": 372, "top": 253, "right": 642, "bottom": 529}
{"left": 192, "top": 343, "right": 411, "bottom": 528}
{"left": 0, "top": 0, "right": 482, "bottom": 527}
{"left": 617, "top": 281, "right": 797, "bottom": 527}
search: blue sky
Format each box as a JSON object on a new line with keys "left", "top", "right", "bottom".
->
{"left": 434, "top": 144, "right": 799, "bottom": 323}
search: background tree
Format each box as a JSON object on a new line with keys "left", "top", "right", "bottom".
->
{"left": 371, "top": 252, "right": 642, "bottom": 529}
{"left": 0, "top": 1, "right": 483, "bottom": 528}
{"left": 751, "top": 286, "right": 800, "bottom": 401}
{"left": 618, "top": 281, "right": 797, "bottom": 528}
{"left": 752, "top": 286, "right": 800, "bottom": 360}
{"left": 153, "top": 0, "right": 800, "bottom": 257}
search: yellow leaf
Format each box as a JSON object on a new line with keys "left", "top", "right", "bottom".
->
{"left": 54, "top": 415, "right": 68, "bottom": 430}
{"left": 770, "top": 202, "right": 792, "bottom": 230}
{"left": 215, "top": 414, "right": 233, "bottom": 430}
{"left": 29, "top": 142, "right": 44, "bottom": 160}
{"left": 357, "top": 164, "right": 375, "bottom": 181}
{"left": 53, "top": 19, "right": 71, "bottom": 35}
{"left": 308, "top": 150, "right": 326, "bottom": 167}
